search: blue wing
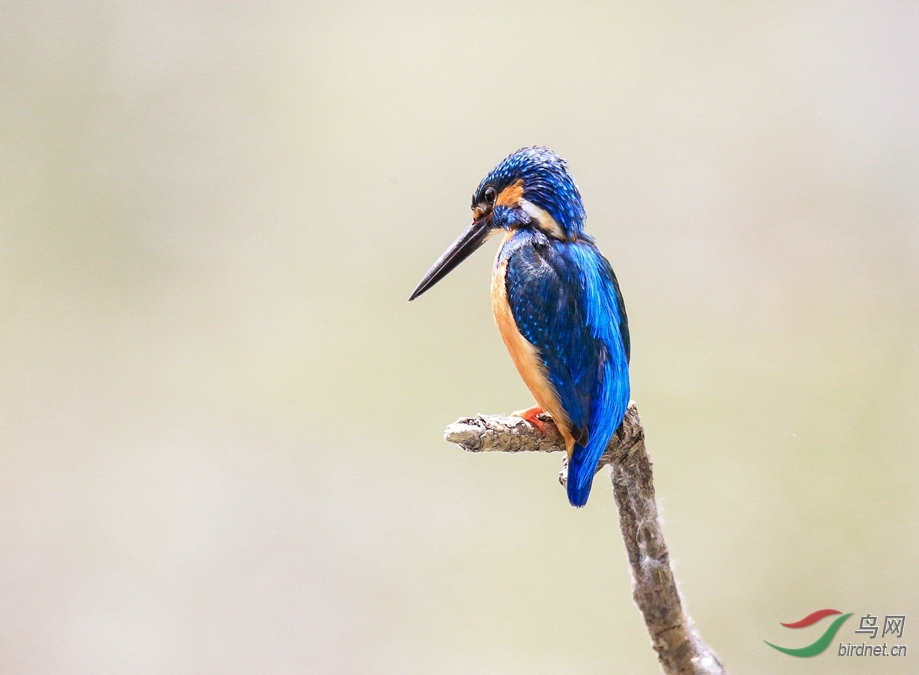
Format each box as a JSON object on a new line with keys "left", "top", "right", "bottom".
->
{"left": 504, "top": 231, "right": 630, "bottom": 506}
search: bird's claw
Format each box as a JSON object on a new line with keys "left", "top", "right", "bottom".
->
{"left": 511, "top": 405, "right": 547, "bottom": 433}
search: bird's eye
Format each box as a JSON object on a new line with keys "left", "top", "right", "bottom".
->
{"left": 484, "top": 186, "right": 497, "bottom": 206}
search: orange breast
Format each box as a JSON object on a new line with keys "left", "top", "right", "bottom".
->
{"left": 491, "top": 252, "right": 575, "bottom": 453}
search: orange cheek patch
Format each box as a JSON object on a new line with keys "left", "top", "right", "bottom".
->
{"left": 495, "top": 179, "right": 524, "bottom": 208}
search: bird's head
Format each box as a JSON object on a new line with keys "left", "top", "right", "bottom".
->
{"left": 471, "top": 146, "right": 586, "bottom": 239}
{"left": 409, "top": 147, "right": 586, "bottom": 300}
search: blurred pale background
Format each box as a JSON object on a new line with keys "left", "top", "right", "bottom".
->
{"left": 1, "top": 1, "right": 917, "bottom": 673}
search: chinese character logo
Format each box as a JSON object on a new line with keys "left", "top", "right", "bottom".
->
{"left": 855, "top": 613, "right": 878, "bottom": 639}
{"left": 884, "top": 615, "right": 906, "bottom": 639}
{"left": 764, "top": 609, "right": 853, "bottom": 658}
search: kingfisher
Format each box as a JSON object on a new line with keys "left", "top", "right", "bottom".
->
{"left": 409, "top": 147, "right": 630, "bottom": 507}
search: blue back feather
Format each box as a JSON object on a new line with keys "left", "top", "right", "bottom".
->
{"left": 501, "top": 230, "right": 630, "bottom": 506}
{"left": 564, "top": 243, "right": 630, "bottom": 506}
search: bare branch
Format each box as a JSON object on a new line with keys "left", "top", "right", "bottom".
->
{"left": 444, "top": 402, "right": 727, "bottom": 675}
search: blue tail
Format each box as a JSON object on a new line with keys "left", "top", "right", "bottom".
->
{"left": 565, "top": 365, "right": 629, "bottom": 507}
{"left": 566, "top": 437, "right": 607, "bottom": 507}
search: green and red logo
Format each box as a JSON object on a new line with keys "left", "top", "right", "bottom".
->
{"left": 765, "top": 609, "right": 853, "bottom": 657}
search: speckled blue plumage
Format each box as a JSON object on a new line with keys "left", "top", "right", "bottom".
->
{"left": 490, "top": 148, "right": 630, "bottom": 506}
{"left": 498, "top": 230, "right": 629, "bottom": 506}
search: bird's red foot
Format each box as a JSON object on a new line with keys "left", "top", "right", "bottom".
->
{"left": 511, "top": 405, "right": 547, "bottom": 433}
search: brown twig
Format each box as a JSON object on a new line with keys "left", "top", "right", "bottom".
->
{"left": 444, "top": 402, "right": 727, "bottom": 675}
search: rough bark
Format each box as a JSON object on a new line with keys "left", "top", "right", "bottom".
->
{"left": 444, "top": 402, "right": 727, "bottom": 675}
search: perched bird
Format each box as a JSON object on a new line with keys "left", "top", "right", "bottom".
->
{"left": 409, "top": 147, "right": 630, "bottom": 507}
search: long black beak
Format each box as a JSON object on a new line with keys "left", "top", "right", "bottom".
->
{"left": 409, "top": 218, "right": 493, "bottom": 301}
